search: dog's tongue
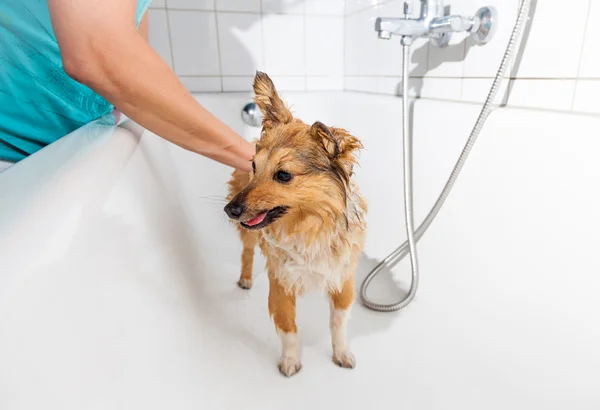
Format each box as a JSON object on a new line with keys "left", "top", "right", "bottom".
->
{"left": 244, "top": 211, "right": 267, "bottom": 226}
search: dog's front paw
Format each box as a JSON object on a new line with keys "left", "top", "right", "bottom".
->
{"left": 237, "top": 278, "right": 252, "bottom": 289}
{"left": 333, "top": 348, "right": 356, "bottom": 369}
{"left": 278, "top": 356, "right": 302, "bottom": 377}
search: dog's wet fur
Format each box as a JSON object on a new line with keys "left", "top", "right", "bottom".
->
{"left": 225, "top": 71, "right": 367, "bottom": 377}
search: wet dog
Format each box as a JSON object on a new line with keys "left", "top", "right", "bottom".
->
{"left": 224, "top": 71, "right": 367, "bottom": 377}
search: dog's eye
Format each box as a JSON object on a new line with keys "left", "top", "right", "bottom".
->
{"left": 275, "top": 170, "right": 292, "bottom": 183}
{"left": 251, "top": 161, "right": 256, "bottom": 173}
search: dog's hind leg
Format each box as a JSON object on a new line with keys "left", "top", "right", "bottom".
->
{"left": 329, "top": 275, "right": 356, "bottom": 369}
{"left": 237, "top": 229, "right": 258, "bottom": 289}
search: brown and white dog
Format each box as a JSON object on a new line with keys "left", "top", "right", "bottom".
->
{"left": 224, "top": 72, "right": 367, "bottom": 377}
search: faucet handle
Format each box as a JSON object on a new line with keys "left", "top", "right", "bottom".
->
{"left": 471, "top": 6, "right": 498, "bottom": 45}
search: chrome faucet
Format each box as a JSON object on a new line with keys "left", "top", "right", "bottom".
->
{"left": 375, "top": 0, "right": 497, "bottom": 47}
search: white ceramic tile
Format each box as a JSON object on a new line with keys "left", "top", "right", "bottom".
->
{"left": 269, "top": 76, "right": 306, "bottom": 91}
{"left": 262, "top": 0, "right": 304, "bottom": 14}
{"left": 376, "top": 77, "right": 402, "bottom": 95}
{"left": 216, "top": 0, "right": 261, "bottom": 12}
{"left": 217, "top": 13, "right": 264, "bottom": 75}
{"left": 404, "top": 37, "right": 430, "bottom": 76}
{"left": 306, "top": 76, "right": 344, "bottom": 90}
{"left": 515, "top": 0, "right": 588, "bottom": 78}
{"left": 263, "top": 15, "right": 305, "bottom": 75}
{"left": 168, "top": 11, "right": 221, "bottom": 75}
{"left": 463, "top": 0, "right": 519, "bottom": 78}
{"left": 344, "top": 7, "right": 380, "bottom": 76}
{"left": 572, "top": 80, "right": 600, "bottom": 114}
{"left": 167, "top": 0, "right": 214, "bottom": 10}
{"left": 375, "top": 0, "right": 403, "bottom": 76}
{"left": 345, "top": 0, "right": 380, "bottom": 15}
{"left": 377, "top": 1, "right": 429, "bottom": 77}
{"left": 222, "top": 76, "right": 254, "bottom": 91}
{"left": 305, "top": 16, "right": 344, "bottom": 76}
{"left": 346, "top": 0, "right": 422, "bottom": 15}
{"left": 425, "top": 32, "right": 467, "bottom": 78}
{"left": 148, "top": 9, "right": 173, "bottom": 68}
{"left": 419, "top": 77, "right": 462, "bottom": 100}
{"left": 179, "top": 76, "right": 222, "bottom": 92}
{"left": 305, "top": 0, "right": 345, "bottom": 15}
{"left": 150, "top": 0, "right": 166, "bottom": 8}
{"left": 344, "top": 76, "right": 378, "bottom": 93}
{"left": 578, "top": 0, "right": 600, "bottom": 78}
{"left": 461, "top": 78, "right": 509, "bottom": 104}
{"left": 506, "top": 80, "right": 576, "bottom": 111}
{"left": 406, "top": 75, "right": 427, "bottom": 97}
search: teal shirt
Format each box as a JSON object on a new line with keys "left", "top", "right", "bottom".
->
{"left": 0, "top": 0, "right": 150, "bottom": 162}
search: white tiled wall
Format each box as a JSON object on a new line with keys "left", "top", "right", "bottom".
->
{"left": 147, "top": 0, "right": 345, "bottom": 92}
{"left": 148, "top": 0, "right": 600, "bottom": 115}
{"left": 343, "top": 0, "right": 600, "bottom": 115}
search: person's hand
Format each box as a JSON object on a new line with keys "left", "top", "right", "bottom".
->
{"left": 48, "top": 0, "right": 255, "bottom": 172}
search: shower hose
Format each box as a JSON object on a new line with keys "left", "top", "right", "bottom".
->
{"left": 359, "top": 0, "right": 532, "bottom": 312}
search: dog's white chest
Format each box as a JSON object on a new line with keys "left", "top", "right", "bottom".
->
{"left": 262, "top": 233, "right": 350, "bottom": 295}
{"left": 282, "top": 254, "right": 345, "bottom": 294}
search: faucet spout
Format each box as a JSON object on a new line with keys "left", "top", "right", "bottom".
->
{"left": 378, "top": 30, "right": 392, "bottom": 40}
{"left": 375, "top": 17, "right": 428, "bottom": 38}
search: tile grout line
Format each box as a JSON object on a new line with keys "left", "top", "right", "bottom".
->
{"left": 571, "top": 0, "right": 593, "bottom": 110}
{"left": 212, "top": 9, "right": 225, "bottom": 91}
{"left": 164, "top": 0, "right": 178, "bottom": 74}
{"left": 190, "top": 89, "right": 349, "bottom": 94}
{"left": 345, "top": 3, "right": 379, "bottom": 17}
{"left": 155, "top": 7, "right": 343, "bottom": 17}
{"left": 177, "top": 74, "right": 600, "bottom": 82}
{"left": 574, "top": 0, "right": 593, "bottom": 79}
{"left": 502, "top": 0, "right": 536, "bottom": 107}
{"left": 340, "top": 75, "right": 600, "bottom": 80}
{"left": 179, "top": 75, "right": 339, "bottom": 77}
{"left": 303, "top": 10, "right": 308, "bottom": 91}
{"left": 341, "top": 89, "right": 600, "bottom": 116}
{"left": 458, "top": 31, "right": 468, "bottom": 101}
{"left": 342, "top": 0, "right": 347, "bottom": 92}
{"left": 260, "top": 0, "right": 267, "bottom": 77}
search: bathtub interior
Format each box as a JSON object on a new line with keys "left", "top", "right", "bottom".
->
{"left": 0, "top": 92, "right": 599, "bottom": 409}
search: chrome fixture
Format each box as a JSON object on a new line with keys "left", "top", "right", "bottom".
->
{"left": 375, "top": 0, "right": 498, "bottom": 47}
{"left": 241, "top": 102, "right": 262, "bottom": 127}
{"left": 361, "top": 0, "right": 532, "bottom": 312}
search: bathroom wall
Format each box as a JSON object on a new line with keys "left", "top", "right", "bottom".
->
{"left": 147, "top": 0, "right": 345, "bottom": 92}
{"left": 344, "top": 0, "right": 600, "bottom": 115}
{"left": 148, "top": 0, "right": 600, "bottom": 115}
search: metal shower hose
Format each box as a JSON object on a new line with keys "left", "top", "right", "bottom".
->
{"left": 359, "top": 0, "right": 532, "bottom": 312}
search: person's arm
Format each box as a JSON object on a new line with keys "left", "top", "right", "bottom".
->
{"left": 48, "top": 0, "right": 254, "bottom": 172}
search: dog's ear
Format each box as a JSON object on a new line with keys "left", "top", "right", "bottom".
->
{"left": 310, "top": 121, "right": 363, "bottom": 178}
{"left": 253, "top": 71, "right": 293, "bottom": 129}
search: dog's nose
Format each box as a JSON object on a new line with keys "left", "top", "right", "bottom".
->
{"left": 225, "top": 202, "right": 245, "bottom": 219}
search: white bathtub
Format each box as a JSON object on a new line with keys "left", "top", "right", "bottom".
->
{"left": 0, "top": 92, "right": 599, "bottom": 410}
